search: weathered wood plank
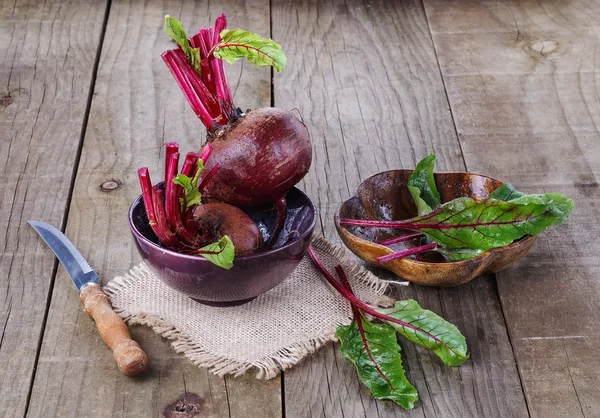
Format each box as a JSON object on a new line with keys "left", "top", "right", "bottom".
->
{"left": 424, "top": 0, "right": 600, "bottom": 416}
{"left": 26, "top": 1, "right": 280, "bottom": 417}
{"left": 273, "top": 0, "right": 527, "bottom": 416}
{"left": 0, "top": 0, "right": 108, "bottom": 416}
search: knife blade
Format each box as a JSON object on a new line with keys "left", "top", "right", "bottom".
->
{"left": 29, "top": 220, "right": 148, "bottom": 377}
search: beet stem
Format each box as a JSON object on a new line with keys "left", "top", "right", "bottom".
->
{"left": 377, "top": 243, "right": 438, "bottom": 263}
{"left": 164, "top": 142, "right": 179, "bottom": 182}
{"left": 199, "top": 143, "right": 213, "bottom": 163}
{"left": 378, "top": 233, "right": 424, "bottom": 246}
{"left": 137, "top": 168, "right": 157, "bottom": 224}
{"left": 209, "top": 14, "right": 233, "bottom": 110}
{"left": 152, "top": 186, "right": 182, "bottom": 248}
{"left": 162, "top": 50, "right": 214, "bottom": 130}
{"left": 190, "top": 33, "right": 217, "bottom": 97}
{"left": 165, "top": 152, "right": 198, "bottom": 244}
{"left": 180, "top": 152, "right": 199, "bottom": 177}
{"left": 335, "top": 265, "right": 354, "bottom": 294}
{"left": 268, "top": 197, "right": 288, "bottom": 248}
{"left": 307, "top": 246, "right": 450, "bottom": 344}
{"left": 198, "top": 163, "right": 221, "bottom": 191}
{"left": 165, "top": 152, "right": 180, "bottom": 230}
{"left": 170, "top": 49, "right": 224, "bottom": 121}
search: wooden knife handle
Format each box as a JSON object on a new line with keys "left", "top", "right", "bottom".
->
{"left": 80, "top": 284, "right": 149, "bottom": 377}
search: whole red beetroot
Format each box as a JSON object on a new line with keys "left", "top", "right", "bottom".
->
{"left": 193, "top": 203, "right": 263, "bottom": 256}
{"left": 200, "top": 108, "right": 311, "bottom": 206}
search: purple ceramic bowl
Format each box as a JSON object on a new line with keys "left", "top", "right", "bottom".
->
{"left": 129, "top": 186, "right": 317, "bottom": 306}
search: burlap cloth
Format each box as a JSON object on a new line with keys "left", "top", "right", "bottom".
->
{"left": 105, "top": 237, "right": 404, "bottom": 379}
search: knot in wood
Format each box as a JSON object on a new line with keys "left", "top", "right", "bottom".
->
{"left": 100, "top": 180, "right": 120, "bottom": 192}
{"left": 1, "top": 94, "right": 11, "bottom": 106}
{"left": 530, "top": 40, "right": 559, "bottom": 55}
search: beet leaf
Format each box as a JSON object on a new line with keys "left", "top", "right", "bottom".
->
{"left": 406, "top": 153, "right": 441, "bottom": 212}
{"left": 336, "top": 310, "right": 418, "bottom": 409}
{"left": 173, "top": 159, "right": 205, "bottom": 209}
{"left": 213, "top": 29, "right": 287, "bottom": 72}
{"left": 489, "top": 183, "right": 526, "bottom": 201}
{"left": 194, "top": 235, "right": 235, "bottom": 270}
{"left": 164, "top": 15, "right": 201, "bottom": 71}
{"left": 408, "top": 185, "right": 432, "bottom": 216}
{"left": 435, "top": 247, "right": 483, "bottom": 261}
{"left": 376, "top": 300, "right": 469, "bottom": 366}
{"left": 341, "top": 193, "right": 573, "bottom": 251}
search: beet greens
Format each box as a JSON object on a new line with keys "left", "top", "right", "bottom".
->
{"left": 340, "top": 153, "right": 574, "bottom": 262}
{"left": 307, "top": 246, "right": 468, "bottom": 409}
{"left": 162, "top": 15, "right": 286, "bottom": 133}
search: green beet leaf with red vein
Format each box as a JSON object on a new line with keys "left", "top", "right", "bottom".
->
{"left": 376, "top": 299, "right": 469, "bottom": 366}
{"left": 488, "top": 183, "right": 526, "bottom": 201}
{"left": 214, "top": 29, "right": 287, "bottom": 72}
{"left": 409, "top": 193, "right": 573, "bottom": 251}
{"left": 344, "top": 193, "right": 573, "bottom": 252}
{"left": 196, "top": 235, "right": 235, "bottom": 270}
{"left": 336, "top": 311, "right": 418, "bottom": 409}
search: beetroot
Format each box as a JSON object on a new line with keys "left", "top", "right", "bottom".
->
{"left": 162, "top": 15, "right": 312, "bottom": 245}
{"left": 193, "top": 203, "right": 262, "bottom": 255}
{"left": 201, "top": 107, "right": 311, "bottom": 206}
{"left": 137, "top": 142, "right": 261, "bottom": 269}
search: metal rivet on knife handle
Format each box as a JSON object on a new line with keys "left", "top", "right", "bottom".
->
{"left": 80, "top": 284, "right": 149, "bottom": 377}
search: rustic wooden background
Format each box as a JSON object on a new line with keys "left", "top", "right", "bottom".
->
{"left": 1, "top": 0, "right": 599, "bottom": 417}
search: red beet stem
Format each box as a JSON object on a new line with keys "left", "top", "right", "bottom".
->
{"left": 335, "top": 265, "right": 354, "bottom": 294}
{"left": 165, "top": 153, "right": 199, "bottom": 245}
{"left": 170, "top": 49, "right": 224, "bottom": 121}
{"left": 164, "top": 142, "right": 179, "bottom": 182}
{"left": 378, "top": 233, "right": 424, "bottom": 246}
{"left": 179, "top": 153, "right": 201, "bottom": 236}
{"left": 199, "top": 143, "right": 213, "bottom": 163}
{"left": 181, "top": 152, "right": 199, "bottom": 177}
{"left": 307, "top": 246, "right": 449, "bottom": 345}
{"left": 189, "top": 31, "right": 218, "bottom": 100}
{"left": 138, "top": 168, "right": 157, "bottom": 224}
{"left": 162, "top": 50, "right": 214, "bottom": 130}
{"left": 190, "top": 33, "right": 204, "bottom": 54}
{"left": 268, "top": 197, "right": 287, "bottom": 248}
{"left": 377, "top": 243, "right": 438, "bottom": 263}
{"left": 165, "top": 152, "right": 180, "bottom": 230}
{"left": 198, "top": 163, "right": 221, "bottom": 191}
{"left": 152, "top": 186, "right": 182, "bottom": 248}
{"left": 210, "top": 14, "right": 233, "bottom": 108}
{"left": 334, "top": 265, "right": 363, "bottom": 325}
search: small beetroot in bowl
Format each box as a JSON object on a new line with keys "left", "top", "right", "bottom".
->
{"left": 137, "top": 142, "right": 265, "bottom": 269}
{"left": 193, "top": 203, "right": 262, "bottom": 256}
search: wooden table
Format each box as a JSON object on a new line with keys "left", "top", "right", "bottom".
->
{"left": 2, "top": 0, "right": 599, "bottom": 416}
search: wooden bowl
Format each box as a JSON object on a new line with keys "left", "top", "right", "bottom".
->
{"left": 334, "top": 170, "right": 536, "bottom": 286}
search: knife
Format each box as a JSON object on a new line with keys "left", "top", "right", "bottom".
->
{"left": 29, "top": 220, "right": 148, "bottom": 377}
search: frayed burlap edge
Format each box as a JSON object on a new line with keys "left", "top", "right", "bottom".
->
{"left": 104, "top": 236, "right": 404, "bottom": 379}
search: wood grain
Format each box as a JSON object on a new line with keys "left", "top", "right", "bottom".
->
{"left": 0, "top": 0, "right": 108, "bottom": 416}
{"left": 423, "top": 0, "right": 600, "bottom": 416}
{"left": 26, "top": 0, "right": 279, "bottom": 417}
{"left": 273, "top": 0, "right": 527, "bottom": 416}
